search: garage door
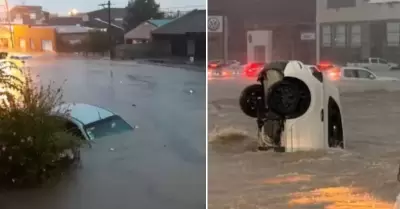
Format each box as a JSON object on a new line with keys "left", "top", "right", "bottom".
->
{"left": 41, "top": 40, "right": 53, "bottom": 51}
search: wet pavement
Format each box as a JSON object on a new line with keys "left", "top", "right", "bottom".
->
{"left": 0, "top": 57, "right": 206, "bottom": 209}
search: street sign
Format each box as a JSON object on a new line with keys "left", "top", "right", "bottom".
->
{"left": 301, "top": 32, "right": 316, "bottom": 40}
{"left": 208, "top": 16, "right": 223, "bottom": 33}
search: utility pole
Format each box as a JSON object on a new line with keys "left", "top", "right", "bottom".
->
{"left": 4, "top": 0, "right": 14, "bottom": 48}
{"left": 99, "top": 0, "right": 113, "bottom": 60}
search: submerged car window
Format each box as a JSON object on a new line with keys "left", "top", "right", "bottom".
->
{"left": 84, "top": 115, "right": 133, "bottom": 140}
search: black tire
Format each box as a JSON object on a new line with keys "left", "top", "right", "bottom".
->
{"left": 267, "top": 78, "right": 311, "bottom": 119}
{"left": 239, "top": 84, "right": 264, "bottom": 118}
{"left": 267, "top": 81, "right": 300, "bottom": 116}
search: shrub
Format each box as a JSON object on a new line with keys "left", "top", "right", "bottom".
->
{"left": 0, "top": 67, "right": 83, "bottom": 188}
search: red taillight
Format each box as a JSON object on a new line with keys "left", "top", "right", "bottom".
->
{"left": 319, "top": 61, "right": 331, "bottom": 67}
{"left": 318, "top": 61, "right": 334, "bottom": 71}
{"left": 210, "top": 63, "right": 218, "bottom": 68}
{"left": 327, "top": 68, "right": 341, "bottom": 80}
{"left": 249, "top": 63, "right": 258, "bottom": 68}
{"left": 244, "top": 63, "right": 262, "bottom": 77}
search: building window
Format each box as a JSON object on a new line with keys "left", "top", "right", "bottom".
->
{"left": 327, "top": 0, "right": 356, "bottom": 9}
{"left": 334, "top": 25, "right": 346, "bottom": 47}
{"left": 30, "top": 13, "right": 36, "bottom": 20}
{"left": 30, "top": 39, "right": 35, "bottom": 50}
{"left": 387, "top": 22, "right": 400, "bottom": 46}
{"left": 20, "top": 39, "right": 26, "bottom": 49}
{"left": 322, "top": 25, "right": 331, "bottom": 47}
{"left": 350, "top": 25, "right": 361, "bottom": 47}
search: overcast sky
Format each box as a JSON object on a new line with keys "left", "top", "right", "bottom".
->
{"left": 8, "top": 0, "right": 205, "bottom": 14}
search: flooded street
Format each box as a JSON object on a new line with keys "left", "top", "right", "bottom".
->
{"left": 208, "top": 76, "right": 400, "bottom": 209}
{"left": 0, "top": 56, "right": 206, "bottom": 209}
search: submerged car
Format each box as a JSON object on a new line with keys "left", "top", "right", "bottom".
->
{"left": 52, "top": 103, "right": 134, "bottom": 141}
{"left": 239, "top": 60, "right": 344, "bottom": 152}
{"left": 0, "top": 52, "right": 32, "bottom": 69}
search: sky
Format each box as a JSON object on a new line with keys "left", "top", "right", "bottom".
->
{"left": 8, "top": 0, "right": 205, "bottom": 15}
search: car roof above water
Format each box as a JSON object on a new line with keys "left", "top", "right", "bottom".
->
{"left": 54, "top": 103, "right": 115, "bottom": 125}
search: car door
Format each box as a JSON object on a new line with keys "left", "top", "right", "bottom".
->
{"left": 369, "top": 58, "right": 380, "bottom": 71}
{"left": 354, "top": 68, "right": 379, "bottom": 90}
{"left": 355, "top": 68, "right": 376, "bottom": 81}
{"left": 340, "top": 68, "right": 359, "bottom": 89}
{"left": 378, "top": 58, "right": 391, "bottom": 71}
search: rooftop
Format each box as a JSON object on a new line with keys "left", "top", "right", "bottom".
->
{"left": 152, "top": 10, "right": 206, "bottom": 35}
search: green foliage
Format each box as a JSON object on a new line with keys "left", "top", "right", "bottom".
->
{"left": 82, "top": 31, "right": 109, "bottom": 53}
{"left": 0, "top": 68, "right": 83, "bottom": 188}
{"left": 123, "top": 0, "right": 165, "bottom": 31}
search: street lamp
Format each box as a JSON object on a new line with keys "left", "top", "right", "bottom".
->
{"left": 68, "top": 9, "right": 78, "bottom": 16}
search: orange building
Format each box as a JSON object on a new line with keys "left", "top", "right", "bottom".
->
{"left": 0, "top": 24, "right": 57, "bottom": 53}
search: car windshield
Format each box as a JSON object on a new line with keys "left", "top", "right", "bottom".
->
{"left": 379, "top": 59, "right": 388, "bottom": 64}
{"left": 84, "top": 115, "right": 134, "bottom": 140}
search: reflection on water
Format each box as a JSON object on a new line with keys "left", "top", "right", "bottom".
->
{"left": 263, "top": 174, "right": 393, "bottom": 208}
{"left": 289, "top": 187, "right": 393, "bottom": 209}
{"left": 263, "top": 174, "right": 313, "bottom": 184}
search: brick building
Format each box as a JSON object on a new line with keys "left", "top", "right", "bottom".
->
{"left": 208, "top": 0, "right": 316, "bottom": 64}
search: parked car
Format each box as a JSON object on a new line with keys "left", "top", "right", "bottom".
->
{"left": 325, "top": 66, "right": 398, "bottom": 82}
{"left": 208, "top": 60, "right": 241, "bottom": 78}
{"left": 347, "top": 57, "right": 399, "bottom": 71}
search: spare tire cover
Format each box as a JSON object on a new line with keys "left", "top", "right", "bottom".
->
{"left": 239, "top": 84, "right": 264, "bottom": 118}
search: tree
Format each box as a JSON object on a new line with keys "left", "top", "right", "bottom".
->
{"left": 123, "top": 0, "right": 164, "bottom": 31}
{"left": 0, "top": 67, "right": 83, "bottom": 188}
